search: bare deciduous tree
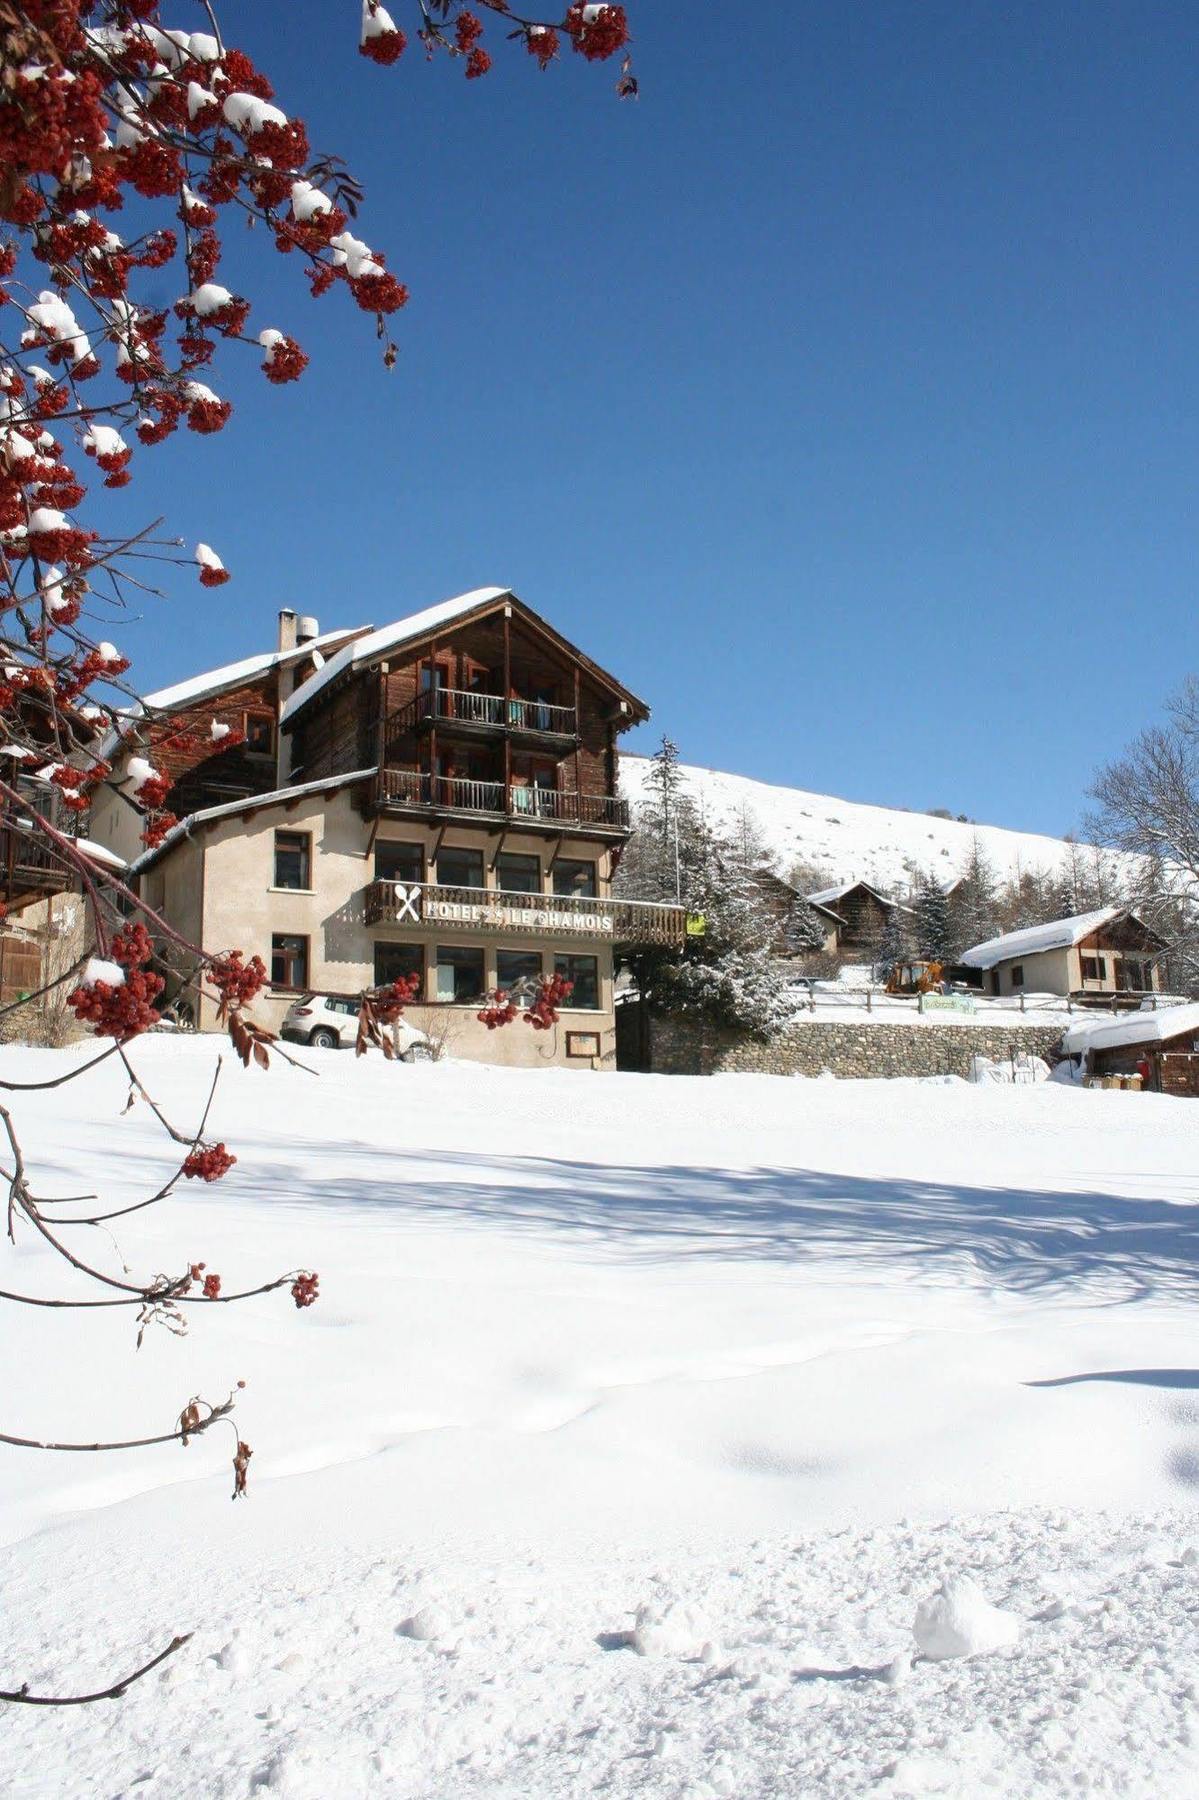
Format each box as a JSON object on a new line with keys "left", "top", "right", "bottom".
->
{"left": 1088, "top": 678, "right": 1199, "bottom": 992}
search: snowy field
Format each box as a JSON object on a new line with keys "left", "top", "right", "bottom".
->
{"left": 620, "top": 754, "right": 1115, "bottom": 894}
{"left": 2, "top": 1039, "right": 1198, "bottom": 1798}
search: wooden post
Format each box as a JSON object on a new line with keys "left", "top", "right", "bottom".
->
{"left": 573, "top": 666, "right": 581, "bottom": 799}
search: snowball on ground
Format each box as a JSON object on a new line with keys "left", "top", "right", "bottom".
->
{"left": 80, "top": 956, "right": 125, "bottom": 988}
{"left": 913, "top": 1576, "right": 1020, "bottom": 1661}
{"left": 629, "top": 1599, "right": 716, "bottom": 1659}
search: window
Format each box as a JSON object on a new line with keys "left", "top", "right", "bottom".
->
{"left": 554, "top": 953, "right": 599, "bottom": 1010}
{"left": 496, "top": 948, "right": 543, "bottom": 994}
{"left": 1009, "top": 964, "right": 1024, "bottom": 989}
{"left": 552, "top": 859, "right": 596, "bottom": 899}
{"left": 243, "top": 709, "right": 275, "bottom": 757}
{"left": 436, "top": 846, "right": 484, "bottom": 889}
{"left": 496, "top": 853, "right": 541, "bottom": 893}
{"left": 271, "top": 934, "right": 308, "bottom": 990}
{"left": 373, "top": 942, "right": 424, "bottom": 993}
{"left": 1119, "top": 957, "right": 1153, "bottom": 992}
{"left": 435, "top": 945, "right": 486, "bottom": 1003}
{"left": 375, "top": 839, "right": 423, "bottom": 883}
{"left": 273, "top": 830, "right": 311, "bottom": 890}
{"left": 1081, "top": 955, "right": 1107, "bottom": 983}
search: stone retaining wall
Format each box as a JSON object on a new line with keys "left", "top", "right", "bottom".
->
{"left": 649, "top": 1015, "right": 1063, "bottom": 1080}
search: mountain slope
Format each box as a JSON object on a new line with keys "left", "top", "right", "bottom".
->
{"left": 619, "top": 754, "right": 1093, "bottom": 895}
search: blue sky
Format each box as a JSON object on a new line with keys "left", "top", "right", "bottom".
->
{"left": 104, "top": 2, "right": 1198, "bottom": 837}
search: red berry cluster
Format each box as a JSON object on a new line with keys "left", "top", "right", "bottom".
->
{"left": 525, "top": 972, "right": 574, "bottom": 1030}
{"left": 140, "top": 810, "right": 179, "bottom": 850}
{"left": 291, "top": 1271, "right": 319, "bottom": 1309}
{"left": 181, "top": 1143, "right": 237, "bottom": 1182}
{"left": 206, "top": 950, "right": 268, "bottom": 1013}
{"left": 565, "top": 3, "right": 631, "bottom": 60}
{"left": 477, "top": 990, "right": 519, "bottom": 1030}
{"left": 68, "top": 965, "right": 164, "bottom": 1041}
{"left": 188, "top": 1261, "right": 222, "bottom": 1298}
{"left": 132, "top": 770, "right": 173, "bottom": 811}
{"left": 110, "top": 921, "right": 154, "bottom": 967}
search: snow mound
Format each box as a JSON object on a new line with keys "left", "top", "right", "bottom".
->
{"left": 629, "top": 1597, "right": 715, "bottom": 1658}
{"left": 913, "top": 1575, "right": 1021, "bottom": 1661}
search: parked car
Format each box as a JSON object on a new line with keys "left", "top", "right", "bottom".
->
{"left": 281, "top": 993, "right": 432, "bottom": 1060}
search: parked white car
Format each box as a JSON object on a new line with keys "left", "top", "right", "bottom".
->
{"left": 281, "top": 993, "right": 432, "bottom": 1060}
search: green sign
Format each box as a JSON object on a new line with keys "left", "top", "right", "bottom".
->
{"left": 921, "top": 993, "right": 976, "bottom": 1015}
{"left": 685, "top": 912, "right": 707, "bottom": 937}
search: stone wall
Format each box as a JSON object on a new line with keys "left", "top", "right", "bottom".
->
{"left": 648, "top": 1014, "right": 1063, "bottom": 1080}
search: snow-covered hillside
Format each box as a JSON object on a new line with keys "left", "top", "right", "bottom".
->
{"left": 620, "top": 755, "right": 1096, "bottom": 895}
{"left": 4, "top": 1040, "right": 1199, "bottom": 1796}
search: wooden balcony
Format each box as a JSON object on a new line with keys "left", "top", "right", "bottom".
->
{"left": 0, "top": 784, "right": 78, "bottom": 911}
{"left": 385, "top": 687, "right": 577, "bottom": 748}
{"left": 364, "top": 879, "right": 685, "bottom": 947}
{"left": 375, "top": 769, "right": 630, "bottom": 833}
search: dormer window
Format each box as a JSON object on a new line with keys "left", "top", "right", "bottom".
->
{"left": 243, "top": 709, "right": 275, "bottom": 757}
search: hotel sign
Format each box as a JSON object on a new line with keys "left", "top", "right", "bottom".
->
{"left": 385, "top": 884, "right": 613, "bottom": 936}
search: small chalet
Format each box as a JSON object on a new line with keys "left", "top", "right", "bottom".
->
{"left": 961, "top": 907, "right": 1164, "bottom": 1000}
{"left": 93, "top": 588, "right": 686, "bottom": 1071}
{"left": 806, "top": 880, "right": 904, "bottom": 956}
{"left": 748, "top": 869, "right": 842, "bottom": 958}
{"left": 1058, "top": 1004, "right": 1199, "bottom": 1096}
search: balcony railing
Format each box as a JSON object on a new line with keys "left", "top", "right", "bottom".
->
{"left": 0, "top": 782, "right": 79, "bottom": 905}
{"left": 375, "top": 769, "right": 629, "bottom": 830}
{"left": 364, "top": 879, "right": 685, "bottom": 946}
{"left": 386, "top": 688, "right": 577, "bottom": 741}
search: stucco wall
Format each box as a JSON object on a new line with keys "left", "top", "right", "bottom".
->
{"left": 152, "top": 789, "right": 618, "bottom": 1069}
{"left": 649, "top": 1015, "right": 1062, "bottom": 1080}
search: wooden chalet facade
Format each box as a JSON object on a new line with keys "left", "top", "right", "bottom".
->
{"left": 106, "top": 589, "right": 685, "bottom": 1070}
{"left": 806, "top": 881, "right": 903, "bottom": 956}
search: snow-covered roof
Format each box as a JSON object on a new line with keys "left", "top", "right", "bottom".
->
{"left": 960, "top": 907, "right": 1125, "bottom": 971}
{"left": 74, "top": 837, "right": 126, "bottom": 871}
{"left": 127, "top": 769, "right": 374, "bottom": 873}
{"left": 1060, "top": 1003, "right": 1199, "bottom": 1056}
{"left": 95, "top": 626, "right": 370, "bottom": 765}
{"left": 281, "top": 588, "right": 510, "bottom": 728}
{"left": 806, "top": 878, "right": 892, "bottom": 907}
{"left": 143, "top": 624, "right": 364, "bottom": 712}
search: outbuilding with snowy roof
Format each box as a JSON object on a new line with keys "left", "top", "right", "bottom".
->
{"left": 960, "top": 906, "right": 1164, "bottom": 1001}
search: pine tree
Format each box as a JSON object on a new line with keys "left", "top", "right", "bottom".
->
{"left": 913, "top": 872, "right": 953, "bottom": 960}
{"left": 947, "top": 839, "right": 1002, "bottom": 958}
{"left": 782, "top": 893, "right": 830, "bottom": 955}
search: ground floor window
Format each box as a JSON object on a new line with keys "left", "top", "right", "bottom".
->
{"left": 374, "top": 941, "right": 424, "bottom": 993}
{"left": 1119, "top": 957, "right": 1153, "bottom": 991}
{"left": 1081, "top": 954, "right": 1107, "bottom": 983}
{"left": 436, "top": 944, "right": 485, "bottom": 1003}
{"left": 1009, "top": 963, "right": 1024, "bottom": 989}
{"left": 554, "top": 953, "right": 599, "bottom": 1009}
{"left": 271, "top": 933, "right": 309, "bottom": 990}
{"left": 496, "top": 948, "right": 543, "bottom": 994}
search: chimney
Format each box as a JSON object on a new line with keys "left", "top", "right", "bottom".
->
{"left": 277, "top": 608, "right": 298, "bottom": 653}
{"left": 297, "top": 614, "right": 320, "bottom": 645}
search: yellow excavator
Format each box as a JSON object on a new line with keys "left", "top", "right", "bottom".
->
{"left": 885, "top": 959, "right": 944, "bottom": 996}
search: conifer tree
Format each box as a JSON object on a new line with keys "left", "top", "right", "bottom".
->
{"left": 913, "top": 872, "right": 952, "bottom": 961}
